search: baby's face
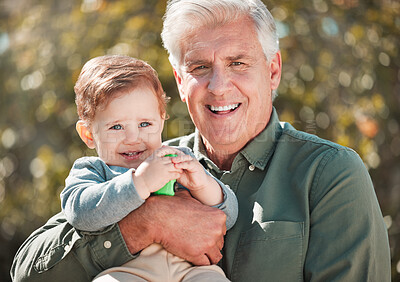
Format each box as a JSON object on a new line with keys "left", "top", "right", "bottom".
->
{"left": 90, "top": 85, "right": 164, "bottom": 169}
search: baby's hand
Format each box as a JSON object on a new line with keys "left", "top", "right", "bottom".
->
{"left": 133, "top": 146, "right": 184, "bottom": 200}
{"left": 171, "top": 155, "right": 211, "bottom": 192}
{"left": 172, "top": 155, "right": 224, "bottom": 206}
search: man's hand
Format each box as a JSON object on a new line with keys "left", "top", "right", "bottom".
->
{"left": 118, "top": 190, "right": 226, "bottom": 265}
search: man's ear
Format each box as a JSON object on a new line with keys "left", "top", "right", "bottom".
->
{"left": 173, "top": 68, "right": 186, "bottom": 102}
{"left": 269, "top": 51, "right": 282, "bottom": 90}
{"left": 76, "top": 120, "right": 96, "bottom": 149}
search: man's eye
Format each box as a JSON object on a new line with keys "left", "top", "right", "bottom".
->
{"left": 190, "top": 65, "right": 207, "bottom": 73}
{"left": 139, "top": 122, "right": 150, "bottom": 128}
{"left": 232, "top": 62, "right": 243, "bottom": 66}
{"left": 110, "top": 124, "right": 123, "bottom": 130}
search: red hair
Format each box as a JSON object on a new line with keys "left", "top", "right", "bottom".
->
{"left": 74, "top": 55, "right": 169, "bottom": 125}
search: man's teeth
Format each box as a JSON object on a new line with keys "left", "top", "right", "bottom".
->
{"left": 125, "top": 152, "right": 139, "bottom": 156}
{"left": 209, "top": 104, "right": 239, "bottom": 112}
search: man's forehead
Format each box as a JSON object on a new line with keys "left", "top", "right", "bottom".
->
{"left": 182, "top": 38, "right": 256, "bottom": 63}
{"left": 180, "top": 20, "right": 260, "bottom": 63}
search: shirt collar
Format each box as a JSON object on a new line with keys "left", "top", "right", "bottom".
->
{"left": 192, "top": 107, "right": 283, "bottom": 172}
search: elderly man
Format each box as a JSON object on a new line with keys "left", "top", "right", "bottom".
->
{"left": 12, "top": 0, "right": 390, "bottom": 281}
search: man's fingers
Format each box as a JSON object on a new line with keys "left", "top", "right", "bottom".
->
{"left": 217, "top": 234, "right": 225, "bottom": 251}
{"left": 190, "top": 248, "right": 222, "bottom": 266}
{"left": 191, "top": 254, "right": 212, "bottom": 266}
{"left": 206, "top": 247, "right": 224, "bottom": 265}
{"left": 153, "top": 191, "right": 227, "bottom": 267}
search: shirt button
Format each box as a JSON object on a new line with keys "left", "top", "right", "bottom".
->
{"left": 249, "top": 164, "right": 255, "bottom": 171}
{"left": 104, "top": 240, "right": 112, "bottom": 249}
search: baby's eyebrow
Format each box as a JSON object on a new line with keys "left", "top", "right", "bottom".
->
{"left": 139, "top": 118, "right": 158, "bottom": 123}
{"left": 105, "top": 120, "right": 122, "bottom": 126}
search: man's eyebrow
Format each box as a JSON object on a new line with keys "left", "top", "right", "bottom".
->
{"left": 184, "top": 59, "right": 209, "bottom": 67}
{"left": 226, "top": 54, "right": 254, "bottom": 61}
{"left": 184, "top": 54, "right": 254, "bottom": 66}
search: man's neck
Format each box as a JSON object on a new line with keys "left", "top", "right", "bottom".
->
{"left": 202, "top": 138, "right": 240, "bottom": 171}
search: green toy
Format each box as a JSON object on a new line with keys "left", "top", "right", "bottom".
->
{"left": 153, "top": 154, "right": 178, "bottom": 196}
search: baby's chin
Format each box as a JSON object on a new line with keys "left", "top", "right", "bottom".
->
{"left": 104, "top": 158, "right": 140, "bottom": 169}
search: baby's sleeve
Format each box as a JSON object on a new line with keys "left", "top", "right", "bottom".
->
{"left": 61, "top": 157, "right": 145, "bottom": 231}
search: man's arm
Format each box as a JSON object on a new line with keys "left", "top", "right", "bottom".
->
{"left": 304, "top": 148, "right": 391, "bottom": 281}
{"left": 11, "top": 212, "right": 134, "bottom": 282}
{"left": 12, "top": 191, "right": 226, "bottom": 281}
{"left": 120, "top": 190, "right": 227, "bottom": 265}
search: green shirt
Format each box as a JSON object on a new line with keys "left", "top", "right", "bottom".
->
{"left": 11, "top": 108, "right": 390, "bottom": 281}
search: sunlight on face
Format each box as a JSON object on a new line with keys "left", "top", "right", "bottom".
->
{"left": 176, "top": 16, "right": 280, "bottom": 158}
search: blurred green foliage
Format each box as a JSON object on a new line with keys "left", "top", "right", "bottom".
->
{"left": 0, "top": 0, "right": 399, "bottom": 280}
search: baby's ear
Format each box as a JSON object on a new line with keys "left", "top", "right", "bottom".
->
{"left": 76, "top": 120, "right": 95, "bottom": 149}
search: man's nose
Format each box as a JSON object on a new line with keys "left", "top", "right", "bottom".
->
{"left": 207, "top": 67, "right": 232, "bottom": 96}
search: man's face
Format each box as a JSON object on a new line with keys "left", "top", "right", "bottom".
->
{"left": 174, "top": 16, "right": 281, "bottom": 156}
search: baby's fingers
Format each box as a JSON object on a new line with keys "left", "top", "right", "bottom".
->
{"left": 155, "top": 146, "right": 185, "bottom": 158}
{"left": 173, "top": 158, "right": 202, "bottom": 173}
{"left": 170, "top": 154, "right": 194, "bottom": 164}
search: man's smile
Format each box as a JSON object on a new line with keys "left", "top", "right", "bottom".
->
{"left": 207, "top": 103, "right": 241, "bottom": 114}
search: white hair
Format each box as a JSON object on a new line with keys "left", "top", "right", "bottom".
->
{"left": 161, "top": 0, "right": 280, "bottom": 70}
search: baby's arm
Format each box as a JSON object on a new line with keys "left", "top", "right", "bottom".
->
{"left": 62, "top": 151, "right": 182, "bottom": 232}
{"left": 172, "top": 154, "right": 223, "bottom": 206}
{"left": 61, "top": 157, "right": 145, "bottom": 231}
{"left": 171, "top": 148, "right": 238, "bottom": 230}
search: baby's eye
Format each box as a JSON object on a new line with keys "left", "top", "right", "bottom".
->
{"left": 110, "top": 124, "right": 123, "bottom": 130}
{"left": 139, "top": 122, "right": 151, "bottom": 128}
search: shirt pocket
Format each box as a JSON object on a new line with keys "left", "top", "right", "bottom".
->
{"left": 33, "top": 224, "right": 81, "bottom": 273}
{"left": 231, "top": 221, "right": 304, "bottom": 282}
